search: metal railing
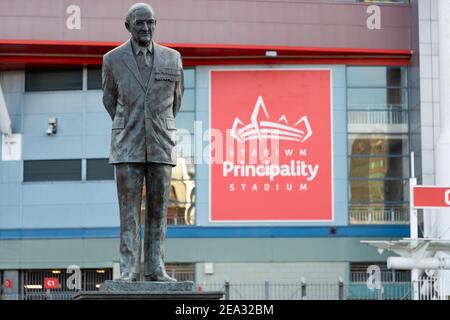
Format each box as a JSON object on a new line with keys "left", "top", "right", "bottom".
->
{"left": 351, "top": 271, "right": 410, "bottom": 283}
{"left": 19, "top": 269, "right": 112, "bottom": 300}
{"left": 23, "top": 292, "right": 77, "bottom": 300}
{"left": 348, "top": 110, "right": 408, "bottom": 126}
{"left": 415, "top": 276, "right": 447, "bottom": 300}
{"left": 4, "top": 277, "right": 447, "bottom": 300}
{"left": 198, "top": 279, "right": 416, "bottom": 300}
{"left": 200, "top": 278, "right": 445, "bottom": 301}
{"left": 167, "top": 270, "right": 195, "bottom": 282}
{"left": 337, "top": 0, "right": 409, "bottom": 3}
{"left": 349, "top": 207, "right": 409, "bottom": 224}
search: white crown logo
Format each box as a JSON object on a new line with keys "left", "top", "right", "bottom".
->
{"left": 230, "top": 96, "right": 313, "bottom": 143}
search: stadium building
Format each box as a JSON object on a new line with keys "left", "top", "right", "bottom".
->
{"left": 1, "top": 0, "right": 448, "bottom": 299}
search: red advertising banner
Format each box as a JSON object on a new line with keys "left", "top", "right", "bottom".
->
{"left": 413, "top": 186, "right": 450, "bottom": 208}
{"left": 44, "top": 277, "right": 59, "bottom": 289}
{"left": 4, "top": 279, "right": 13, "bottom": 289}
{"left": 210, "top": 69, "right": 333, "bottom": 222}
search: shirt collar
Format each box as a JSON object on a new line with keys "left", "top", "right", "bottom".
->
{"left": 130, "top": 38, "right": 153, "bottom": 56}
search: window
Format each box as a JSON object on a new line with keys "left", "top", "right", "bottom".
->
{"left": 23, "top": 159, "right": 116, "bottom": 182}
{"left": 87, "top": 67, "right": 102, "bottom": 90}
{"left": 350, "top": 263, "right": 410, "bottom": 283}
{"left": 347, "top": 67, "right": 410, "bottom": 225}
{"left": 171, "top": 68, "right": 196, "bottom": 225}
{"left": 23, "top": 160, "right": 82, "bottom": 182}
{"left": 140, "top": 158, "right": 196, "bottom": 226}
{"left": 348, "top": 134, "right": 409, "bottom": 156}
{"left": 348, "top": 88, "right": 407, "bottom": 110}
{"left": 138, "top": 263, "right": 195, "bottom": 282}
{"left": 168, "top": 160, "right": 195, "bottom": 225}
{"left": 22, "top": 269, "right": 112, "bottom": 299}
{"left": 139, "top": 68, "right": 196, "bottom": 226}
{"left": 349, "top": 180, "right": 408, "bottom": 203}
{"left": 86, "top": 159, "right": 114, "bottom": 180}
{"left": 25, "top": 68, "right": 82, "bottom": 92}
{"left": 349, "top": 156, "right": 409, "bottom": 179}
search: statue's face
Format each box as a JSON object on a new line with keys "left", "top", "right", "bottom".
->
{"left": 126, "top": 6, "right": 156, "bottom": 46}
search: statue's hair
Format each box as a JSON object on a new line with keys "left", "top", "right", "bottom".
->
{"left": 126, "top": 3, "right": 155, "bottom": 24}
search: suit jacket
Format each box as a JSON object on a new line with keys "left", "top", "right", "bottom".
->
{"left": 102, "top": 39, "right": 184, "bottom": 165}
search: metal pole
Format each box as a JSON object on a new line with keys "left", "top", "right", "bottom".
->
{"left": 338, "top": 278, "right": 344, "bottom": 300}
{"left": 410, "top": 151, "right": 419, "bottom": 300}
{"left": 264, "top": 281, "right": 270, "bottom": 300}
{"left": 224, "top": 281, "right": 230, "bottom": 300}
{"left": 301, "top": 277, "right": 306, "bottom": 300}
{"left": 410, "top": 152, "right": 418, "bottom": 239}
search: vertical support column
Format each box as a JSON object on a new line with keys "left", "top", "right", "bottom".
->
{"left": 436, "top": 0, "right": 450, "bottom": 296}
{"left": 410, "top": 152, "right": 419, "bottom": 300}
{"left": 112, "top": 262, "right": 121, "bottom": 280}
{"left": 264, "top": 281, "right": 270, "bottom": 300}
{"left": 224, "top": 280, "right": 230, "bottom": 300}
{"left": 410, "top": 152, "right": 418, "bottom": 239}
{"left": 338, "top": 278, "right": 344, "bottom": 300}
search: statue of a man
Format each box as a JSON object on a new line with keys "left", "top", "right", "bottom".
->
{"left": 102, "top": 3, "right": 184, "bottom": 282}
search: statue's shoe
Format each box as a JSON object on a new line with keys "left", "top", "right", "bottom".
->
{"left": 145, "top": 273, "right": 177, "bottom": 282}
{"left": 118, "top": 272, "right": 139, "bottom": 282}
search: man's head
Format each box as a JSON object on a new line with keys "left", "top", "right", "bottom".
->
{"left": 125, "top": 3, "right": 156, "bottom": 46}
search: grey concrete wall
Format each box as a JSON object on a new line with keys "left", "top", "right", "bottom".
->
{"left": 195, "top": 262, "right": 347, "bottom": 283}
{"left": 417, "top": 0, "right": 447, "bottom": 240}
{"left": 418, "top": 0, "right": 440, "bottom": 187}
{"left": 0, "top": 70, "right": 118, "bottom": 229}
{"left": 0, "top": 0, "right": 411, "bottom": 50}
{"left": 0, "top": 237, "right": 397, "bottom": 269}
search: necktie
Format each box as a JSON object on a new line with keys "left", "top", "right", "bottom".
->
{"left": 141, "top": 48, "right": 150, "bottom": 67}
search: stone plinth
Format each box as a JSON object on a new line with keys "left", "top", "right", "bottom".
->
{"left": 73, "top": 291, "right": 224, "bottom": 300}
{"left": 73, "top": 280, "right": 223, "bottom": 300}
{"left": 99, "top": 280, "right": 194, "bottom": 292}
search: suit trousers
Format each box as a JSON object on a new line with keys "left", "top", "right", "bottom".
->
{"left": 115, "top": 163, "right": 172, "bottom": 278}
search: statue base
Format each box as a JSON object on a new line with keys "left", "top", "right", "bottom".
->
{"left": 73, "top": 280, "right": 223, "bottom": 300}
{"left": 99, "top": 280, "right": 195, "bottom": 292}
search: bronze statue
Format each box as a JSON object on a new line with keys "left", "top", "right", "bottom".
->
{"left": 102, "top": 3, "right": 184, "bottom": 282}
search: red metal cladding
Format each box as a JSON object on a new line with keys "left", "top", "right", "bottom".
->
{"left": 0, "top": 40, "right": 411, "bottom": 70}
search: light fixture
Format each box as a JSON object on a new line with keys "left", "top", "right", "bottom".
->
{"left": 46, "top": 117, "right": 57, "bottom": 136}
{"left": 24, "top": 284, "right": 43, "bottom": 289}
{"left": 95, "top": 284, "right": 101, "bottom": 289}
{"left": 265, "top": 50, "right": 277, "bottom": 58}
{"left": 204, "top": 263, "right": 214, "bottom": 275}
{"left": 96, "top": 269, "right": 106, "bottom": 274}
{"left": 51, "top": 270, "right": 61, "bottom": 274}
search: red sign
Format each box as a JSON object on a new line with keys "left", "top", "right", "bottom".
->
{"left": 4, "top": 279, "right": 13, "bottom": 289}
{"left": 44, "top": 277, "right": 59, "bottom": 289}
{"left": 210, "top": 69, "right": 333, "bottom": 221}
{"left": 413, "top": 186, "right": 450, "bottom": 208}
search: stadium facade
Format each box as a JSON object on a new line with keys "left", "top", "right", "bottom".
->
{"left": 1, "top": 0, "right": 448, "bottom": 299}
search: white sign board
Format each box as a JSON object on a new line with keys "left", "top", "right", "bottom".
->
{"left": 1, "top": 134, "right": 22, "bottom": 161}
